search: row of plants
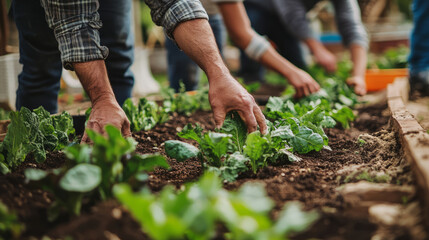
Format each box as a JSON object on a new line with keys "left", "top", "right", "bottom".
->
{"left": 163, "top": 63, "right": 358, "bottom": 182}
{"left": 123, "top": 86, "right": 211, "bottom": 132}
{"left": 20, "top": 125, "right": 317, "bottom": 239}
{"left": 0, "top": 64, "right": 359, "bottom": 238}
{"left": 0, "top": 107, "right": 318, "bottom": 239}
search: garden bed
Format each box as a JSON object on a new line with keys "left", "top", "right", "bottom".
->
{"left": 1, "top": 100, "right": 425, "bottom": 239}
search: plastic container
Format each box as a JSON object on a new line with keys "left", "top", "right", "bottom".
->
{"left": 0, "top": 53, "right": 21, "bottom": 110}
{"left": 365, "top": 68, "right": 408, "bottom": 92}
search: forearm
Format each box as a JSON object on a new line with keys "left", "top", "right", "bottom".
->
{"left": 259, "top": 47, "right": 299, "bottom": 78}
{"left": 172, "top": 19, "right": 229, "bottom": 80}
{"left": 73, "top": 61, "right": 116, "bottom": 105}
{"left": 350, "top": 44, "right": 367, "bottom": 78}
{"left": 218, "top": 2, "right": 295, "bottom": 78}
{"left": 305, "top": 38, "right": 325, "bottom": 55}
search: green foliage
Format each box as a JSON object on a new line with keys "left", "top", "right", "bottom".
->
{"left": 123, "top": 86, "right": 212, "bottom": 133}
{"left": 166, "top": 113, "right": 301, "bottom": 180}
{"left": 114, "top": 173, "right": 318, "bottom": 240}
{"left": 0, "top": 201, "right": 24, "bottom": 240}
{"left": 25, "top": 125, "right": 169, "bottom": 219}
{"left": 265, "top": 97, "right": 350, "bottom": 153}
{"left": 164, "top": 140, "right": 199, "bottom": 162}
{"left": 162, "top": 85, "right": 211, "bottom": 116}
{"left": 221, "top": 112, "right": 247, "bottom": 153}
{"left": 375, "top": 46, "right": 409, "bottom": 69}
{"left": 0, "top": 109, "right": 9, "bottom": 121}
{"left": 0, "top": 107, "right": 74, "bottom": 174}
{"left": 236, "top": 77, "right": 261, "bottom": 93}
{"left": 123, "top": 98, "right": 169, "bottom": 132}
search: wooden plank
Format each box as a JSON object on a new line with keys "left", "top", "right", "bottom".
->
{"left": 387, "top": 78, "right": 429, "bottom": 227}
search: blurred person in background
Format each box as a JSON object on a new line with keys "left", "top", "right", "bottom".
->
{"left": 166, "top": 0, "right": 321, "bottom": 99}
{"left": 239, "top": 0, "right": 368, "bottom": 95}
{"left": 409, "top": 0, "right": 429, "bottom": 96}
{"left": 11, "top": 0, "right": 267, "bottom": 141}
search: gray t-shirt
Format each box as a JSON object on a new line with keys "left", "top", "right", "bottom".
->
{"left": 245, "top": 0, "right": 368, "bottom": 48}
{"left": 200, "top": 0, "right": 243, "bottom": 15}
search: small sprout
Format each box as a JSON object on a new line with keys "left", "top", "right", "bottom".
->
{"left": 357, "top": 138, "right": 366, "bottom": 147}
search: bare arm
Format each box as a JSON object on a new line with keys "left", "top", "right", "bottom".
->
{"left": 218, "top": 2, "right": 320, "bottom": 98}
{"left": 73, "top": 61, "right": 131, "bottom": 142}
{"left": 347, "top": 43, "right": 367, "bottom": 95}
{"left": 173, "top": 19, "right": 267, "bottom": 133}
{"left": 305, "top": 38, "right": 337, "bottom": 73}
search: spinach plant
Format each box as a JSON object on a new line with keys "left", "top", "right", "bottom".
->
{"left": 25, "top": 125, "right": 169, "bottom": 219}
{"left": 123, "top": 98, "right": 169, "bottom": 132}
{"left": 162, "top": 85, "right": 211, "bottom": 116}
{"left": 165, "top": 113, "right": 301, "bottom": 181}
{"left": 114, "top": 173, "right": 318, "bottom": 240}
{"left": 0, "top": 107, "right": 74, "bottom": 174}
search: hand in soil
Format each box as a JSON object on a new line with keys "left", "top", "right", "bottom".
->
{"left": 288, "top": 68, "right": 321, "bottom": 98}
{"left": 347, "top": 76, "right": 367, "bottom": 96}
{"left": 81, "top": 98, "right": 131, "bottom": 143}
{"left": 208, "top": 75, "right": 267, "bottom": 134}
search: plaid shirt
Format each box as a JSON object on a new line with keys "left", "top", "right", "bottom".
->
{"left": 40, "top": 0, "right": 208, "bottom": 70}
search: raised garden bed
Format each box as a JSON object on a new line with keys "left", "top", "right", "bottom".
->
{"left": 1, "top": 99, "right": 426, "bottom": 239}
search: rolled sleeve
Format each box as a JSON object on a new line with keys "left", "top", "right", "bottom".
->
{"left": 40, "top": 0, "right": 108, "bottom": 70}
{"left": 333, "top": 0, "right": 369, "bottom": 49}
{"left": 145, "top": 0, "right": 208, "bottom": 39}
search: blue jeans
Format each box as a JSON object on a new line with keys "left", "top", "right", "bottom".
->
{"left": 239, "top": 2, "right": 306, "bottom": 83}
{"left": 165, "top": 14, "right": 226, "bottom": 92}
{"left": 409, "top": 0, "right": 429, "bottom": 74}
{"left": 12, "top": 0, "right": 134, "bottom": 114}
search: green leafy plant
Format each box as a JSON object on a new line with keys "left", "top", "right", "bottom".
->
{"left": 25, "top": 125, "right": 169, "bottom": 219}
{"left": 165, "top": 113, "right": 301, "bottom": 181}
{"left": 162, "top": 85, "right": 211, "bottom": 116}
{"left": 123, "top": 98, "right": 169, "bottom": 132}
{"left": 0, "top": 201, "right": 24, "bottom": 240}
{"left": 375, "top": 46, "right": 409, "bottom": 69}
{"left": 0, "top": 109, "right": 9, "bottom": 121}
{"left": 114, "top": 173, "right": 318, "bottom": 240}
{"left": 0, "top": 107, "right": 74, "bottom": 174}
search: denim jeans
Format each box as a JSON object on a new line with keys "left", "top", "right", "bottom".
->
{"left": 11, "top": 0, "right": 134, "bottom": 114}
{"left": 239, "top": 2, "right": 307, "bottom": 83}
{"left": 165, "top": 14, "right": 226, "bottom": 92}
{"left": 409, "top": 0, "right": 429, "bottom": 75}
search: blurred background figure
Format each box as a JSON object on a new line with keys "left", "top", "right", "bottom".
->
{"left": 165, "top": 0, "right": 320, "bottom": 98}
{"left": 239, "top": 0, "right": 369, "bottom": 95}
{"left": 409, "top": 0, "right": 429, "bottom": 96}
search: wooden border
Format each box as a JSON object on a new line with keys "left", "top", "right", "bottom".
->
{"left": 387, "top": 78, "right": 429, "bottom": 226}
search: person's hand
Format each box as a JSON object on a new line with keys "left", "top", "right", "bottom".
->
{"left": 287, "top": 68, "right": 321, "bottom": 98}
{"left": 81, "top": 96, "right": 131, "bottom": 143}
{"left": 313, "top": 47, "right": 337, "bottom": 73}
{"left": 347, "top": 76, "right": 367, "bottom": 96}
{"left": 209, "top": 74, "right": 267, "bottom": 134}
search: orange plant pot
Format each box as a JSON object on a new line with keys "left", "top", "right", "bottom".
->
{"left": 365, "top": 68, "right": 408, "bottom": 92}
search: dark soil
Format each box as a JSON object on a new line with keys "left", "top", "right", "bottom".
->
{"left": 0, "top": 103, "right": 410, "bottom": 240}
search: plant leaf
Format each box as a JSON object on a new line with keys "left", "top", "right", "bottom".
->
{"left": 165, "top": 140, "right": 200, "bottom": 162}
